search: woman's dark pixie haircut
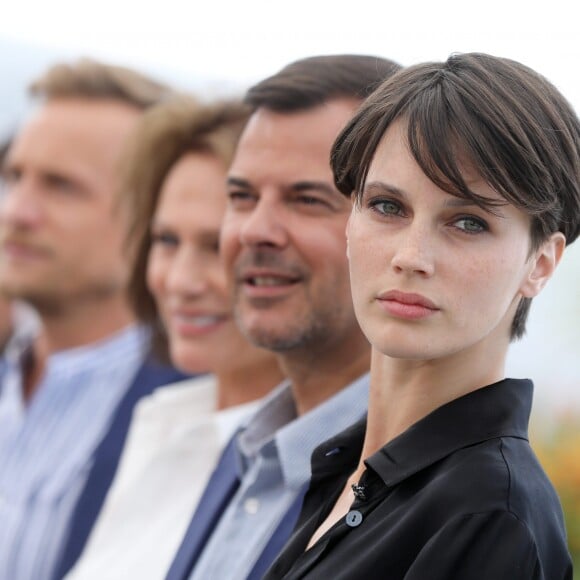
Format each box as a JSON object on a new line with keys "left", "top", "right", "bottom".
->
{"left": 245, "top": 54, "right": 402, "bottom": 112}
{"left": 331, "top": 52, "right": 580, "bottom": 341}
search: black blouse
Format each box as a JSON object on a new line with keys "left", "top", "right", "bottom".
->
{"left": 264, "top": 379, "right": 572, "bottom": 580}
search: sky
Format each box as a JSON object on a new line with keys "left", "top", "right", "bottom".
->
{"left": 0, "top": 0, "right": 579, "bottom": 413}
{"left": 1, "top": 0, "right": 579, "bottom": 108}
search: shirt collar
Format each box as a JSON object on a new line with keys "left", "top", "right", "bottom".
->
{"left": 237, "top": 379, "right": 295, "bottom": 456}
{"left": 0, "top": 323, "right": 149, "bottom": 412}
{"left": 46, "top": 324, "right": 148, "bottom": 373}
{"left": 1, "top": 302, "right": 40, "bottom": 364}
{"left": 310, "top": 416, "right": 367, "bottom": 480}
{"left": 238, "top": 373, "right": 370, "bottom": 490}
{"left": 365, "top": 378, "right": 533, "bottom": 487}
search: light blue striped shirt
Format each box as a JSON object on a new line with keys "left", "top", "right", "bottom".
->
{"left": 0, "top": 324, "right": 148, "bottom": 580}
{"left": 190, "top": 373, "right": 370, "bottom": 580}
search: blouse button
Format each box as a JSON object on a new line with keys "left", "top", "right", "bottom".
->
{"left": 345, "top": 509, "right": 363, "bottom": 527}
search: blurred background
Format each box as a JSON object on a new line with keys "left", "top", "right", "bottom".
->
{"left": 1, "top": 0, "right": 579, "bottom": 568}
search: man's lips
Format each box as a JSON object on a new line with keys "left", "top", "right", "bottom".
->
{"left": 244, "top": 275, "right": 300, "bottom": 287}
{"left": 237, "top": 269, "right": 303, "bottom": 299}
{"left": 239, "top": 269, "right": 302, "bottom": 287}
{"left": 377, "top": 290, "right": 439, "bottom": 320}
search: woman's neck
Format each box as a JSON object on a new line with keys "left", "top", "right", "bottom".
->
{"left": 309, "top": 330, "right": 512, "bottom": 549}
{"left": 360, "top": 338, "right": 509, "bottom": 464}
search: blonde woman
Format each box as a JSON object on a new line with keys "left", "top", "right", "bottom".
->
{"left": 68, "top": 99, "right": 283, "bottom": 580}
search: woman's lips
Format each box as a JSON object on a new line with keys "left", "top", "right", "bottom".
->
{"left": 377, "top": 290, "right": 439, "bottom": 320}
{"left": 169, "top": 313, "right": 229, "bottom": 337}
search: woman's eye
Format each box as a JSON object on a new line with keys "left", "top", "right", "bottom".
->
{"left": 151, "top": 232, "right": 179, "bottom": 247}
{"left": 454, "top": 216, "right": 488, "bottom": 234}
{"left": 370, "top": 199, "right": 403, "bottom": 216}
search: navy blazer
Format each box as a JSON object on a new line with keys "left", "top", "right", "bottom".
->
{"left": 165, "top": 435, "right": 307, "bottom": 580}
{"left": 53, "top": 355, "right": 190, "bottom": 579}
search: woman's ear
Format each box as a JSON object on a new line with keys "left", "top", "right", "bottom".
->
{"left": 520, "top": 232, "right": 566, "bottom": 298}
{"left": 345, "top": 213, "right": 352, "bottom": 260}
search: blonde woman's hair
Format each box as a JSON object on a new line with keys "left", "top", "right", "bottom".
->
{"left": 120, "top": 97, "right": 250, "bottom": 359}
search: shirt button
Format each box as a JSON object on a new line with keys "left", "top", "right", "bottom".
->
{"left": 244, "top": 497, "right": 260, "bottom": 515}
{"left": 345, "top": 510, "right": 363, "bottom": 527}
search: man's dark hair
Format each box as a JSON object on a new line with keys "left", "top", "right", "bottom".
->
{"left": 331, "top": 52, "right": 580, "bottom": 340}
{"left": 245, "top": 54, "right": 402, "bottom": 113}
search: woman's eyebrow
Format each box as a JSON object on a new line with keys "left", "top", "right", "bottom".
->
{"left": 443, "top": 198, "right": 479, "bottom": 208}
{"left": 362, "top": 181, "right": 406, "bottom": 198}
{"left": 444, "top": 196, "right": 508, "bottom": 218}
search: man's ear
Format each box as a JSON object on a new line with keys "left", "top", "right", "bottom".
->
{"left": 520, "top": 232, "right": 566, "bottom": 298}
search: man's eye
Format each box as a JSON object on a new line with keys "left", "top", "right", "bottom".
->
{"left": 297, "top": 195, "right": 323, "bottom": 206}
{"left": 2, "top": 168, "right": 21, "bottom": 186}
{"left": 454, "top": 216, "right": 488, "bottom": 234}
{"left": 228, "top": 191, "right": 253, "bottom": 202}
{"left": 45, "top": 174, "right": 76, "bottom": 192}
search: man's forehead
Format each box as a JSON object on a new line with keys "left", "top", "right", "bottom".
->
{"left": 10, "top": 99, "right": 140, "bottom": 171}
{"left": 228, "top": 149, "right": 335, "bottom": 192}
{"left": 29, "top": 98, "right": 139, "bottom": 138}
{"left": 231, "top": 101, "right": 360, "bottom": 179}
{"left": 241, "top": 98, "right": 360, "bottom": 139}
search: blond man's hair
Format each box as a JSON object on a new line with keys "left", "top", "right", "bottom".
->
{"left": 30, "top": 58, "right": 176, "bottom": 109}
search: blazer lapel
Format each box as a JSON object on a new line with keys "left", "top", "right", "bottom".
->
{"left": 53, "top": 357, "right": 190, "bottom": 580}
{"left": 165, "top": 435, "right": 241, "bottom": 580}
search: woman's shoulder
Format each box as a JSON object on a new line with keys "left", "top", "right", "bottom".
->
{"left": 135, "top": 374, "right": 217, "bottom": 417}
{"left": 414, "top": 435, "right": 564, "bottom": 533}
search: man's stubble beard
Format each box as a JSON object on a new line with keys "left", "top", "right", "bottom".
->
{"left": 233, "top": 291, "right": 349, "bottom": 354}
{"left": 230, "top": 248, "right": 355, "bottom": 353}
{"left": 0, "top": 276, "right": 126, "bottom": 318}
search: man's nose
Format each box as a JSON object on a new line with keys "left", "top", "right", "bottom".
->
{"left": 239, "top": 197, "right": 289, "bottom": 249}
{"left": 0, "top": 178, "right": 44, "bottom": 228}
